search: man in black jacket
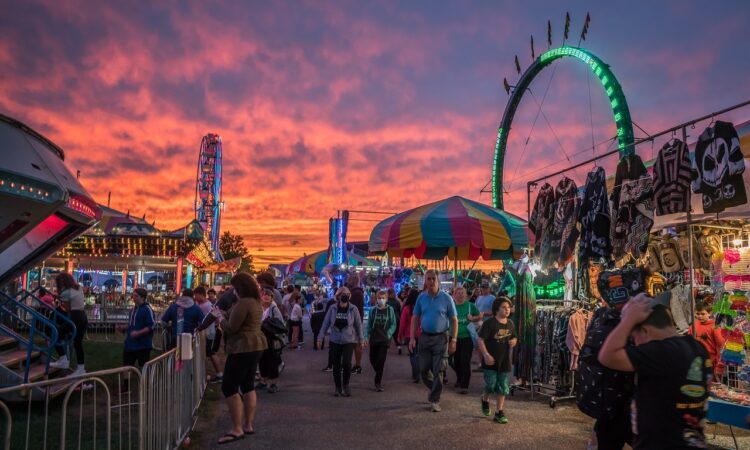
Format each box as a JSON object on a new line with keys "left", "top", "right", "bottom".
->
{"left": 347, "top": 275, "right": 365, "bottom": 374}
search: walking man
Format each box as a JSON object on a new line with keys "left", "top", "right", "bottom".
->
{"left": 408, "top": 270, "right": 458, "bottom": 412}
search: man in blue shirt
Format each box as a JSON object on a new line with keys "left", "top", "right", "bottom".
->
{"left": 119, "top": 288, "right": 155, "bottom": 392}
{"left": 475, "top": 281, "right": 496, "bottom": 321}
{"left": 409, "top": 270, "right": 458, "bottom": 412}
{"left": 161, "top": 288, "right": 205, "bottom": 349}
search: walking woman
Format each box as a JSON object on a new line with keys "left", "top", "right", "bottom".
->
{"left": 398, "top": 289, "right": 421, "bottom": 383}
{"left": 216, "top": 273, "right": 267, "bottom": 445}
{"left": 49, "top": 272, "right": 88, "bottom": 375}
{"left": 317, "top": 287, "right": 363, "bottom": 397}
{"left": 258, "top": 287, "right": 284, "bottom": 393}
{"left": 449, "top": 286, "right": 480, "bottom": 394}
{"left": 363, "top": 290, "right": 397, "bottom": 392}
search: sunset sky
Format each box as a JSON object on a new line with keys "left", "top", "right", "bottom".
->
{"left": 2, "top": 1, "right": 749, "bottom": 268}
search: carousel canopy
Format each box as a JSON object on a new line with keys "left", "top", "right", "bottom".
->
{"left": 368, "top": 195, "right": 532, "bottom": 260}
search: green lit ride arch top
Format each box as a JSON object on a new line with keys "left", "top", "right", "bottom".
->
{"left": 492, "top": 46, "right": 635, "bottom": 209}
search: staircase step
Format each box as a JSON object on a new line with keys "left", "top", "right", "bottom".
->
{"left": 0, "top": 336, "right": 15, "bottom": 348}
{"left": 19, "top": 362, "right": 61, "bottom": 383}
{"left": 0, "top": 349, "right": 39, "bottom": 367}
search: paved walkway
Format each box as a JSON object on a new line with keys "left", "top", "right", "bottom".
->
{"left": 195, "top": 321, "right": 748, "bottom": 449}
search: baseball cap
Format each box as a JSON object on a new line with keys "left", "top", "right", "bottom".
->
{"left": 480, "top": 281, "right": 490, "bottom": 288}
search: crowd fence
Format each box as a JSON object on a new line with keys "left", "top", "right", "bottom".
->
{"left": 0, "top": 332, "right": 206, "bottom": 450}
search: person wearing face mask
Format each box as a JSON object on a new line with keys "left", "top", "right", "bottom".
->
{"left": 318, "top": 287, "right": 363, "bottom": 397}
{"left": 363, "top": 290, "right": 397, "bottom": 392}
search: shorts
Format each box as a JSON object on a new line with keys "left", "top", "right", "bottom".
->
{"left": 221, "top": 351, "right": 262, "bottom": 398}
{"left": 123, "top": 349, "right": 151, "bottom": 368}
{"left": 205, "top": 339, "right": 215, "bottom": 357}
{"left": 483, "top": 369, "right": 510, "bottom": 395}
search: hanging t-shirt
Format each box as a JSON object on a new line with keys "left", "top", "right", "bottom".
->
{"left": 530, "top": 183, "right": 556, "bottom": 259}
{"left": 692, "top": 121, "right": 746, "bottom": 213}
{"left": 652, "top": 139, "right": 693, "bottom": 215}
{"left": 610, "top": 154, "right": 654, "bottom": 260}
{"left": 545, "top": 177, "right": 578, "bottom": 268}
{"left": 479, "top": 317, "right": 516, "bottom": 372}
{"left": 455, "top": 301, "right": 480, "bottom": 339}
{"left": 578, "top": 166, "right": 612, "bottom": 260}
{"left": 625, "top": 336, "right": 711, "bottom": 450}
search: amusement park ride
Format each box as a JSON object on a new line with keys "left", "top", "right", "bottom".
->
{"left": 194, "top": 134, "right": 223, "bottom": 261}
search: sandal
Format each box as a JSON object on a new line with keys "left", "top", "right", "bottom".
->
{"left": 218, "top": 433, "right": 245, "bottom": 445}
{"left": 244, "top": 429, "right": 255, "bottom": 435}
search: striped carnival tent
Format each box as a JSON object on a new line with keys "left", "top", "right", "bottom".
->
{"left": 368, "top": 195, "right": 532, "bottom": 261}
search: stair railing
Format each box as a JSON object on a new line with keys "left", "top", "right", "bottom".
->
{"left": 17, "top": 288, "right": 77, "bottom": 350}
{"left": 0, "top": 291, "right": 60, "bottom": 384}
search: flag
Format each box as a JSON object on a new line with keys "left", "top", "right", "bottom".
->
{"left": 514, "top": 55, "right": 521, "bottom": 74}
{"left": 581, "top": 12, "right": 591, "bottom": 41}
{"left": 530, "top": 35, "right": 535, "bottom": 59}
{"left": 503, "top": 77, "right": 511, "bottom": 95}
{"left": 547, "top": 20, "right": 552, "bottom": 47}
{"left": 564, "top": 12, "right": 570, "bottom": 40}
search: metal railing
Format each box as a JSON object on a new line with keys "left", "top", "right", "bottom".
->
{"left": 0, "top": 332, "right": 207, "bottom": 450}
{"left": 0, "top": 291, "right": 61, "bottom": 384}
{"left": 16, "top": 288, "right": 77, "bottom": 350}
{"left": 0, "top": 366, "right": 142, "bottom": 450}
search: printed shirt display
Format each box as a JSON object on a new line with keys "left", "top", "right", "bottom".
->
{"left": 529, "top": 183, "right": 555, "bottom": 259}
{"left": 578, "top": 166, "right": 611, "bottom": 260}
{"left": 692, "top": 121, "right": 747, "bottom": 213}
{"left": 610, "top": 154, "right": 654, "bottom": 260}
{"left": 544, "top": 177, "right": 578, "bottom": 268}
{"left": 653, "top": 139, "right": 693, "bottom": 215}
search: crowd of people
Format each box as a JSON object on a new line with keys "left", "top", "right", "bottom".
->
{"left": 38, "top": 263, "right": 718, "bottom": 448}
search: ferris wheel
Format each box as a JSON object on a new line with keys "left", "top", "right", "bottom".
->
{"left": 194, "top": 133, "right": 223, "bottom": 259}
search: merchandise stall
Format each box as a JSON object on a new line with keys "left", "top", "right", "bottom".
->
{"left": 519, "top": 102, "right": 750, "bottom": 418}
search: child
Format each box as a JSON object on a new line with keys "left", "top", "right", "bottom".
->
{"left": 689, "top": 301, "right": 726, "bottom": 379}
{"left": 311, "top": 302, "right": 326, "bottom": 350}
{"left": 478, "top": 297, "right": 517, "bottom": 424}
{"left": 289, "top": 295, "right": 303, "bottom": 350}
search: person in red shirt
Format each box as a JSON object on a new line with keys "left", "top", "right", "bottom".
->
{"left": 689, "top": 301, "right": 726, "bottom": 378}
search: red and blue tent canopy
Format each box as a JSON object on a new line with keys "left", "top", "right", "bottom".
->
{"left": 287, "top": 250, "right": 379, "bottom": 275}
{"left": 368, "top": 195, "right": 532, "bottom": 260}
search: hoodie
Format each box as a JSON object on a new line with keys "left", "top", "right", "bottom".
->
{"left": 689, "top": 319, "right": 726, "bottom": 374}
{"left": 161, "top": 296, "right": 205, "bottom": 341}
{"left": 320, "top": 304, "right": 363, "bottom": 345}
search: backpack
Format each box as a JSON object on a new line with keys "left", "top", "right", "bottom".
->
{"left": 261, "top": 304, "right": 287, "bottom": 352}
{"left": 575, "top": 307, "right": 634, "bottom": 420}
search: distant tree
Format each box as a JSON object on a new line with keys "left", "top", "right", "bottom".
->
{"left": 220, "top": 231, "right": 254, "bottom": 273}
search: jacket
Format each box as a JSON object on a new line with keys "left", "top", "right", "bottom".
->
{"left": 220, "top": 296, "right": 268, "bottom": 354}
{"left": 364, "top": 305, "right": 397, "bottom": 343}
{"left": 320, "top": 304, "right": 363, "bottom": 345}
{"left": 398, "top": 304, "right": 421, "bottom": 342}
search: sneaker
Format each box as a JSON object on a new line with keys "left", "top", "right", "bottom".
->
{"left": 352, "top": 366, "right": 362, "bottom": 375}
{"left": 431, "top": 402, "right": 442, "bottom": 412}
{"left": 342, "top": 385, "right": 352, "bottom": 397}
{"left": 50, "top": 356, "right": 69, "bottom": 369}
{"left": 70, "top": 365, "right": 86, "bottom": 377}
{"left": 334, "top": 388, "right": 342, "bottom": 397}
{"left": 209, "top": 375, "right": 223, "bottom": 384}
{"left": 267, "top": 384, "right": 279, "bottom": 394}
{"left": 494, "top": 411, "right": 508, "bottom": 424}
{"left": 375, "top": 384, "right": 384, "bottom": 392}
{"left": 278, "top": 361, "right": 285, "bottom": 373}
{"left": 322, "top": 366, "right": 333, "bottom": 372}
{"left": 459, "top": 388, "right": 468, "bottom": 395}
{"left": 481, "top": 397, "right": 490, "bottom": 416}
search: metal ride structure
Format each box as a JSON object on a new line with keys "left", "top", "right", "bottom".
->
{"left": 491, "top": 45, "right": 635, "bottom": 209}
{"left": 194, "top": 134, "right": 223, "bottom": 260}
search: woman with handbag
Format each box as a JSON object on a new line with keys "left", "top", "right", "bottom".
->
{"left": 449, "top": 287, "right": 480, "bottom": 394}
{"left": 258, "top": 287, "right": 285, "bottom": 393}
{"left": 215, "top": 273, "right": 267, "bottom": 445}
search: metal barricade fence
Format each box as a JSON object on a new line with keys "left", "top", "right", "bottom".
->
{"left": 0, "top": 366, "right": 142, "bottom": 450}
{"left": 0, "top": 333, "right": 207, "bottom": 450}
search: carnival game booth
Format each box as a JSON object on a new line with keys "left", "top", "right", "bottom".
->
{"left": 522, "top": 109, "right": 750, "bottom": 429}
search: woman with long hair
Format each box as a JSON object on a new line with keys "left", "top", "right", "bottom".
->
{"left": 398, "top": 289, "right": 421, "bottom": 383}
{"left": 317, "top": 287, "right": 363, "bottom": 397}
{"left": 215, "top": 273, "right": 268, "bottom": 445}
{"left": 50, "top": 272, "right": 88, "bottom": 375}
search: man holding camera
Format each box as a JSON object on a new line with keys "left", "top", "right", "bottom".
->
{"left": 599, "top": 293, "right": 711, "bottom": 449}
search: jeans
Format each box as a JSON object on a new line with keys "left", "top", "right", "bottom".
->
{"left": 449, "top": 337, "right": 473, "bottom": 389}
{"left": 418, "top": 333, "right": 448, "bottom": 403}
{"left": 56, "top": 310, "right": 88, "bottom": 364}
{"left": 330, "top": 342, "right": 355, "bottom": 389}
{"left": 368, "top": 344, "right": 389, "bottom": 385}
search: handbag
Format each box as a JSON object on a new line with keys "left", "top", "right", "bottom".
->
{"left": 467, "top": 321, "right": 479, "bottom": 347}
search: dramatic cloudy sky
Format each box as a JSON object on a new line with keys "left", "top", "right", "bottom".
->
{"left": 2, "top": 1, "right": 749, "bottom": 267}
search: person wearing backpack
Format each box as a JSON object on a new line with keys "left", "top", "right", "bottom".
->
{"left": 363, "top": 290, "right": 397, "bottom": 392}
{"left": 599, "top": 293, "right": 712, "bottom": 450}
{"left": 258, "top": 286, "right": 285, "bottom": 393}
{"left": 318, "top": 287, "right": 363, "bottom": 397}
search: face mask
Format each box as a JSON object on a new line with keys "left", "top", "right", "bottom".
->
{"left": 377, "top": 298, "right": 387, "bottom": 307}
{"left": 339, "top": 294, "right": 350, "bottom": 303}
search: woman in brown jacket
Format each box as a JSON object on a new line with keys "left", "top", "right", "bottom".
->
{"left": 216, "top": 273, "right": 268, "bottom": 445}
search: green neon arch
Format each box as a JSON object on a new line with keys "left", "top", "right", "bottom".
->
{"left": 492, "top": 46, "right": 634, "bottom": 209}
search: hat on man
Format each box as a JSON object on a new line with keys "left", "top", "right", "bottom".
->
{"left": 480, "top": 281, "right": 490, "bottom": 288}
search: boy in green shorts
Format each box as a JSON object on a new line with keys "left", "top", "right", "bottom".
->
{"left": 478, "top": 297, "right": 517, "bottom": 424}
